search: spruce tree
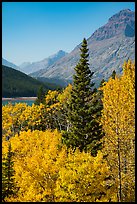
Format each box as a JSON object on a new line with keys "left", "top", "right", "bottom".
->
{"left": 62, "top": 38, "right": 103, "bottom": 155}
{"left": 35, "top": 85, "right": 45, "bottom": 105}
{"left": 2, "top": 143, "right": 16, "bottom": 201}
{"left": 98, "top": 78, "right": 106, "bottom": 108}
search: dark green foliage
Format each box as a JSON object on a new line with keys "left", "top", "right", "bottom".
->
{"left": 2, "top": 65, "right": 59, "bottom": 97}
{"left": 99, "top": 78, "right": 105, "bottom": 87}
{"left": 2, "top": 143, "right": 16, "bottom": 201}
{"left": 97, "top": 78, "right": 106, "bottom": 108}
{"left": 62, "top": 38, "right": 104, "bottom": 156}
{"left": 111, "top": 70, "right": 116, "bottom": 79}
{"left": 35, "top": 77, "right": 69, "bottom": 88}
{"left": 35, "top": 85, "right": 46, "bottom": 105}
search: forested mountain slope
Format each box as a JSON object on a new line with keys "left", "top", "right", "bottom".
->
{"left": 2, "top": 65, "right": 60, "bottom": 97}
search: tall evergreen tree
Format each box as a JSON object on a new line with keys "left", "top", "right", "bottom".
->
{"left": 2, "top": 143, "right": 16, "bottom": 201}
{"left": 35, "top": 85, "right": 46, "bottom": 105}
{"left": 98, "top": 78, "right": 106, "bottom": 107}
{"left": 62, "top": 38, "right": 103, "bottom": 156}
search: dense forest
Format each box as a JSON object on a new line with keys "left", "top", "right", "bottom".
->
{"left": 2, "top": 65, "right": 61, "bottom": 97}
{"left": 2, "top": 39, "right": 135, "bottom": 202}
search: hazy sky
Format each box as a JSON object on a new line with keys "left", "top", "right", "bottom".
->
{"left": 2, "top": 2, "right": 135, "bottom": 65}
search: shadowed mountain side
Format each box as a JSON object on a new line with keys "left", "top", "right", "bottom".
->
{"left": 30, "top": 9, "right": 135, "bottom": 87}
{"left": 2, "top": 65, "right": 61, "bottom": 97}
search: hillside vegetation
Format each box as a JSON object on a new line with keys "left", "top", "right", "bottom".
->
{"left": 2, "top": 65, "right": 61, "bottom": 97}
{"left": 2, "top": 39, "right": 135, "bottom": 202}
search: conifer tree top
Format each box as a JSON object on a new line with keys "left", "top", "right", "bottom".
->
{"left": 63, "top": 37, "right": 103, "bottom": 155}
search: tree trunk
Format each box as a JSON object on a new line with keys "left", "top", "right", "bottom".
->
{"left": 117, "top": 137, "right": 122, "bottom": 202}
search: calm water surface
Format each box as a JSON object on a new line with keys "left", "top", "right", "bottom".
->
{"left": 2, "top": 99, "right": 35, "bottom": 106}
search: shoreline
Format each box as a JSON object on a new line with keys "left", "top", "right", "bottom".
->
{"left": 2, "top": 97, "right": 37, "bottom": 101}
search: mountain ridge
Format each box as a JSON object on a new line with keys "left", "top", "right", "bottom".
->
{"left": 30, "top": 9, "right": 135, "bottom": 87}
{"left": 19, "top": 50, "right": 68, "bottom": 74}
{"left": 2, "top": 58, "right": 20, "bottom": 70}
{"left": 2, "top": 65, "right": 61, "bottom": 97}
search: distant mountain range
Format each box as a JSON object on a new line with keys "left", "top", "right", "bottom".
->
{"left": 2, "top": 51, "right": 69, "bottom": 87}
{"left": 29, "top": 9, "right": 135, "bottom": 87}
{"left": 19, "top": 50, "right": 68, "bottom": 74}
{"left": 2, "top": 58, "right": 20, "bottom": 70}
{"left": 3, "top": 9, "right": 135, "bottom": 88}
{"left": 2, "top": 50, "right": 68, "bottom": 75}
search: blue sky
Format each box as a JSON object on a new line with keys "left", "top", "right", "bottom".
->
{"left": 2, "top": 2, "right": 135, "bottom": 65}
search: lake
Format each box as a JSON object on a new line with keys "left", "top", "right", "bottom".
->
{"left": 2, "top": 97, "right": 37, "bottom": 106}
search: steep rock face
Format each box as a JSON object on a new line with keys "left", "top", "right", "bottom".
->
{"left": 30, "top": 9, "right": 135, "bottom": 86}
{"left": 19, "top": 50, "right": 68, "bottom": 74}
{"left": 89, "top": 9, "right": 134, "bottom": 41}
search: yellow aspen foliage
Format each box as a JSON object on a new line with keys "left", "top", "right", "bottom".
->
{"left": 25, "top": 103, "right": 47, "bottom": 130}
{"left": 100, "top": 60, "right": 135, "bottom": 202}
{"left": 44, "top": 90, "right": 61, "bottom": 129}
{"left": 57, "top": 84, "right": 72, "bottom": 130}
{"left": 2, "top": 103, "right": 47, "bottom": 140}
{"left": 3, "top": 61, "right": 134, "bottom": 202}
{"left": 2, "top": 103, "right": 28, "bottom": 139}
{"left": 3, "top": 129, "right": 67, "bottom": 202}
{"left": 45, "top": 90, "right": 59, "bottom": 107}
{"left": 55, "top": 149, "right": 116, "bottom": 202}
{"left": 44, "top": 85, "right": 72, "bottom": 131}
{"left": 45, "top": 84, "right": 72, "bottom": 111}
{"left": 57, "top": 84, "right": 72, "bottom": 105}
{"left": 2, "top": 103, "right": 13, "bottom": 139}
{"left": 3, "top": 131, "right": 115, "bottom": 202}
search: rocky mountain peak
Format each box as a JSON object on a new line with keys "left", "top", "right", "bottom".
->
{"left": 58, "top": 50, "right": 67, "bottom": 54}
{"left": 89, "top": 9, "right": 135, "bottom": 41}
{"left": 48, "top": 50, "right": 68, "bottom": 60}
{"left": 18, "top": 50, "right": 68, "bottom": 74}
{"left": 30, "top": 9, "right": 134, "bottom": 87}
{"left": 108, "top": 9, "right": 134, "bottom": 22}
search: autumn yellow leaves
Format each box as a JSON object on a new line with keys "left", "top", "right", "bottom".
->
{"left": 2, "top": 60, "right": 135, "bottom": 202}
{"left": 100, "top": 60, "right": 135, "bottom": 202}
{"left": 3, "top": 130, "right": 114, "bottom": 202}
